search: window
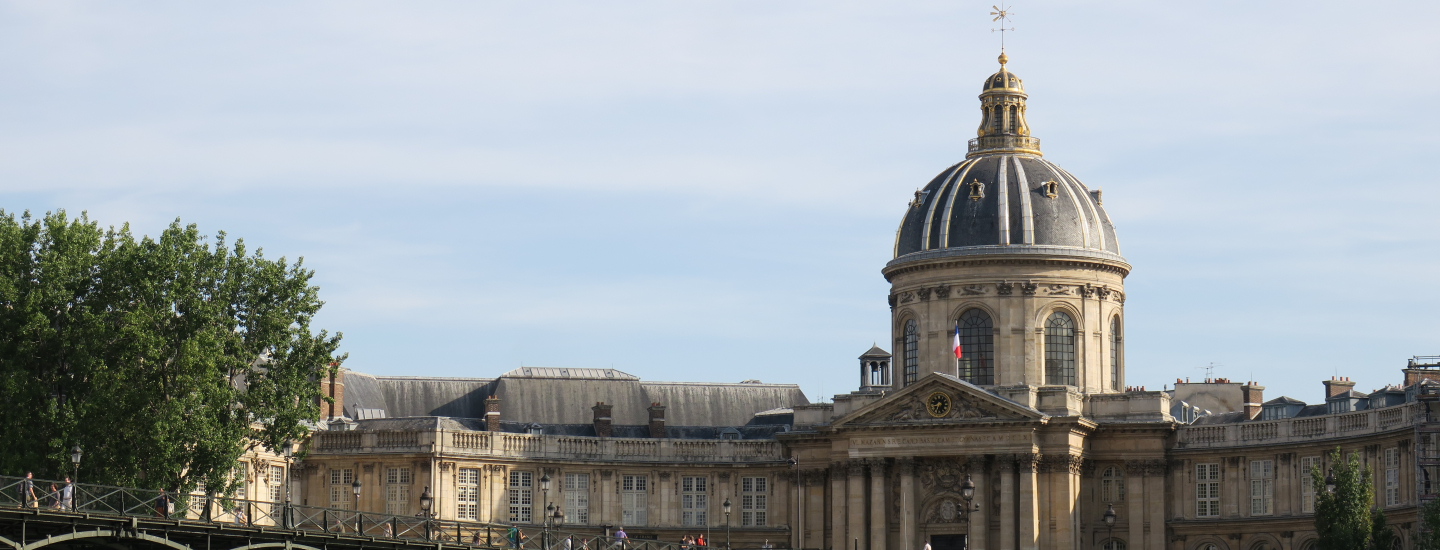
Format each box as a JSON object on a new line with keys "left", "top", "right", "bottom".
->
{"left": 1110, "top": 317, "right": 1122, "bottom": 391}
{"left": 1101, "top": 467, "right": 1125, "bottom": 503}
{"left": 622, "top": 475, "right": 648, "bottom": 526}
{"left": 741, "top": 477, "right": 768, "bottom": 527}
{"left": 1385, "top": 448, "right": 1400, "bottom": 506}
{"left": 268, "top": 465, "right": 285, "bottom": 503}
{"left": 1102, "top": 540, "right": 1126, "bottom": 550}
{"left": 329, "top": 468, "right": 354, "bottom": 509}
{"left": 957, "top": 309, "right": 995, "bottom": 385}
{"left": 458, "top": 468, "right": 480, "bottom": 520}
{"left": 903, "top": 320, "right": 919, "bottom": 386}
{"left": 1299, "top": 456, "right": 1319, "bottom": 513}
{"left": 565, "top": 473, "right": 590, "bottom": 525}
{"left": 386, "top": 467, "right": 412, "bottom": 515}
{"left": 509, "top": 471, "right": 533, "bottom": 523}
{"left": 681, "top": 476, "right": 707, "bottom": 527}
{"left": 1196, "top": 464, "right": 1220, "bottom": 518}
{"left": 1249, "top": 460, "right": 1274, "bottom": 516}
{"left": 1044, "top": 312, "right": 1077, "bottom": 386}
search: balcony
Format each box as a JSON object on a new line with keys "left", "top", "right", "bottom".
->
{"left": 312, "top": 430, "right": 785, "bottom": 464}
{"left": 1177, "top": 403, "right": 1417, "bottom": 449}
{"left": 967, "top": 135, "right": 1041, "bottom": 156}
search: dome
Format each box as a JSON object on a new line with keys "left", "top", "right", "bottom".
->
{"left": 888, "top": 54, "right": 1126, "bottom": 269}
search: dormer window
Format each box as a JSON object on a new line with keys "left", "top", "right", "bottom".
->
{"left": 720, "top": 428, "right": 741, "bottom": 440}
{"left": 527, "top": 423, "right": 544, "bottom": 436}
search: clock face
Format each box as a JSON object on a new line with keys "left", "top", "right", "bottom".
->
{"left": 926, "top": 391, "right": 952, "bottom": 418}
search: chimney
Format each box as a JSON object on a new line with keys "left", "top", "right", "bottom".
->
{"left": 648, "top": 402, "right": 667, "bottom": 438}
{"left": 320, "top": 364, "right": 346, "bottom": 420}
{"left": 485, "top": 395, "right": 502, "bottom": 432}
{"left": 1323, "top": 376, "right": 1356, "bottom": 398}
{"left": 592, "top": 402, "right": 613, "bottom": 438}
{"left": 1242, "top": 383, "right": 1264, "bottom": 420}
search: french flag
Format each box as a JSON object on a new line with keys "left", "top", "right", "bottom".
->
{"left": 953, "top": 320, "right": 963, "bottom": 359}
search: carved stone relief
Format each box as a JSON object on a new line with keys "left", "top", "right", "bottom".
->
{"left": 1020, "top": 282, "right": 1038, "bottom": 295}
{"left": 917, "top": 287, "right": 933, "bottom": 301}
{"left": 934, "top": 285, "right": 951, "bottom": 299}
{"left": 1045, "top": 284, "right": 1071, "bottom": 295}
{"left": 996, "top": 281, "right": 1014, "bottom": 296}
{"left": 960, "top": 284, "right": 986, "bottom": 296}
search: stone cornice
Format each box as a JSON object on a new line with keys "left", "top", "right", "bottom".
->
{"left": 883, "top": 250, "right": 1131, "bottom": 281}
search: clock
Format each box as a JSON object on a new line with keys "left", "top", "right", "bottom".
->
{"left": 925, "top": 391, "right": 952, "bottom": 418}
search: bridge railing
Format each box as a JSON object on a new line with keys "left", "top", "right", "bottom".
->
{"left": 0, "top": 474, "right": 684, "bottom": 550}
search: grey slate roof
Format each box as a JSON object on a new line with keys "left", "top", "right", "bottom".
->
{"left": 1264, "top": 396, "right": 1306, "bottom": 406}
{"left": 891, "top": 154, "right": 1124, "bottom": 265}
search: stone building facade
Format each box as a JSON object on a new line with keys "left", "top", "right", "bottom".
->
{"left": 270, "top": 53, "right": 1439, "bottom": 550}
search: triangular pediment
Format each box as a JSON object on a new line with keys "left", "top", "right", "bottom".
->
{"left": 832, "top": 373, "right": 1046, "bottom": 427}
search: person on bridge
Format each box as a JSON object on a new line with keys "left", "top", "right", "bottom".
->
{"left": 60, "top": 478, "right": 73, "bottom": 511}
{"left": 19, "top": 472, "right": 37, "bottom": 509}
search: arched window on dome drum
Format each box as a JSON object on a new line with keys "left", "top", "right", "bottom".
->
{"left": 1044, "top": 312, "right": 1076, "bottom": 386}
{"left": 1110, "top": 316, "right": 1122, "bottom": 391}
{"left": 956, "top": 309, "right": 994, "bottom": 385}
{"left": 903, "top": 320, "right": 919, "bottom": 386}
{"left": 1102, "top": 540, "right": 1126, "bottom": 550}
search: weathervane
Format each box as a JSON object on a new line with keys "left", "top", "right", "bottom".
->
{"left": 990, "top": 5, "right": 1014, "bottom": 53}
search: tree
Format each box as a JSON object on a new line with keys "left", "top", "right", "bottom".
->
{"left": 1371, "top": 508, "right": 1396, "bottom": 550}
{"left": 1420, "top": 498, "right": 1440, "bottom": 550}
{"left": 0, "top": 210, "right": 344, "bottom": 495}
{"left": 1311, "top": 447, "right": 1375, "bottom": 550}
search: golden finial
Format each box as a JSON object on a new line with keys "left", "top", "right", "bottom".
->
{"left": 990, "top": 5, "right": 1014, "bottom": 54}
{"left": 998, "top": 52, "right": 1008, "bottom": 67}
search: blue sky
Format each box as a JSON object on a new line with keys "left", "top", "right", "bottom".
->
{"left": 2, "top": 1, "right": 1438, "bottom": 404}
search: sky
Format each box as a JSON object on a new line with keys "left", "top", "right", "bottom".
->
{"left": 2, "top": 1, "right": 1438, "bottom": 405}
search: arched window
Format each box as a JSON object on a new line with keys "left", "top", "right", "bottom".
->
{"left": 1110, "top": 316, "right": 1122, "bottom": 391}
{"left": 1103, "top": 540, "right": 1126, "bottom": 550}
{"left": 957, "top": 309, "right": 995, "bottom": 385}
{"left": 903, "top": 320, "right": 919, "bottom": 386}
{"left": 1044, "top": 311, "right": 1076, "bottom": 386}
{"left": 1101, "top": 467, "right": 1125, "bottom": 503}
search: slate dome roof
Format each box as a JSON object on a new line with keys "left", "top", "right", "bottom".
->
{"left": 888, "top": 55, "right": 1126, "bottom": 269}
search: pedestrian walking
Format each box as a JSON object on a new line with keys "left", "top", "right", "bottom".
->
{"left": 156, "top": 489, "right": 172, "bottom": 518}
{"left": 922, "top": 542, "right": 931, "bottom": 550}
{"left": 60, "top": 478, "right": 74, "bottom": 511}
{"left": 19, "top": 472, "right": 37, "bottom": 509}
{"left": 614, "top": 527, "right": 628, "bottom": 550}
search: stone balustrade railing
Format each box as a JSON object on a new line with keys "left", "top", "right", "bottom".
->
{"left": 313, "top": 430, "right": 785, "bottom": 463}
{"left": 1177, "top": 403, "right": 1417, "bottom": 449}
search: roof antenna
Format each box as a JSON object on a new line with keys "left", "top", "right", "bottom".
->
{"left": 990, "top": 5, "right": 1015, "bottom": 55}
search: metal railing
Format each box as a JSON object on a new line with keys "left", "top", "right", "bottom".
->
{"left": 0, "top": 474, "right": 683, "bottom": 550}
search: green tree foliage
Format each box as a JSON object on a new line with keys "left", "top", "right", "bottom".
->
{"left": 0, "top": 210, "right": 344, "bottom": 495}
{"left": 1420, "top": 498, "right": 1440, "bottom": 550}
{"left": 1371, "top": 508, "right": 1396, "bottom": 550}
{"left": 1311, "top": 447, "right": 1375, "bottom": 550}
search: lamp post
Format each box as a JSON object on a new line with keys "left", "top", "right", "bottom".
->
{"left": 69, "top": 445, "right": 82, "bottom": 511}
{"left": 722, "top": 498, "right": 732, "bottom": 550}
{"left": 1101, "top": 503, "right": 1116, "bottom": 550}
{"left": 1325, "top": 469, "right": 1337, "bottom": 494}
{"left": 551, "top": 506, "right": 565, "bottom": 550}
{"left": 959, "top": 474, "right": 975, "bottom": 550}
{"left": 352, "top": 479, "right": 363, "bottom": 533}
{"left": 420, "top": 486, "right": 434, "bottom": 541}
{"left": 281, "top": 441, "right": 294, "bottom": 528}
{"left": 540, "top": 473, "right": 552, "bottom": 550}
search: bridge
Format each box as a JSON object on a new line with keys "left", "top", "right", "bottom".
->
{"left": 0, "top": 475, "right": 679, "bottom": 550}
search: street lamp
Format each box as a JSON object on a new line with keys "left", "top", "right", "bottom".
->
{"left": 420, "top": 486, "right": 434, "bottom": 540}
{"left": 540, "top": 473, "right": 552, "bottom": 550}
{"left": 959, "top": 475, "right": 976, "bottom": 550}
{"left": 69, "top": 445, "right": 82, "bottom": 511}
{"left": 352, "top": 479, "right": 363, "bottom": 533}
{"left": 280, "top": 441, "right": 294, "bottom": 528}
{"left": 1101, "top": 504, "right": 1116, "bottom": 550}
{"left": 1325, "top": 469, "right": 1336, "bottom": 494}
{"left": 722, "top": 498, "right": 732, "bottom": 550}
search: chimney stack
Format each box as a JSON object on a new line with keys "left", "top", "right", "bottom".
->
{"left": 648, "top": 403, "right": 667, "bottom": 438}
{"left": 485, "top": 395, "right": 502, "bottom": 431}
{"left": 593, "top": 402, "right": 613, "bottom": 438}
{"left": 320, "top": 364, "right": 346, "bottom": 420}
{"left": 1323, "top": 376, "right": 1356, "bottom": 398}
{"left": 1242, "top": 382, "right": 1264, "bottom": 420}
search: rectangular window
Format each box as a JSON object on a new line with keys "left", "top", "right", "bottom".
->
{"left": 564, "top": 473, "right": 590, "bottom": 525}
{"left": 329, "top": 468, "right": 354, "bottom": 509}
{"left": 458, "top": 468, "right": 480, "bottom": 520}
{"left": 509, "top": 471, "right": 533, "bottom": 523}
{"left": 1101, "top": 467, "right": 1125, "bottom": 503}
{"left": 1300, "top": 456, "right": 1319, "bottom": 513}
{"left": 1249, "top": 460, "right": 1274, "bottom": 516}
{"left": 622, "top": 475, "right": 648, "bottom": 527}
{"left": 386, "top": 467, "right": 412, "bottom": 516}
{"left": 1196, "top": 463, "right": 1220, "bottom": 518}
{"left": 741, "top": 477, "right": 767, "bottom": 527}
{"left": 681, "top": 476, "right": 708, "bottom": 527}
{"left": 1385, "top": 448, "right": 1400, "bottom": 506}
{"left": 268, "top": 465, "right": 285, "bottom": 503}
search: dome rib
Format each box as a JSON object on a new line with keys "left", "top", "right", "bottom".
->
{"left": 938, "top": 159, "right": 980, "bottom": 248}
{"left": 1009, "top": 156, "right": 1034, "bottom": 245}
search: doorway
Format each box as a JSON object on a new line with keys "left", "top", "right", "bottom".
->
{"left": 931, "top": 534, "right": 967, "bottom": 550}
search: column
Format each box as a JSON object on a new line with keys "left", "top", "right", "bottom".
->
{"left": 848, "top": 459, "right": 867, "bottom": 550}
{"left": 795, "top": 471, "right": 806, "bottom": 550}
{"left": 969, "top": 457, "right": 987, "bottom": 550}
{"left": 870, "top": 460, "right": 887, "bottom": 550}
{"left": 1145, "top": 465, "right": 1165, "bottom": 550}
{"left": 1053, "top": 456, "right": 1078, "bottom": 550}
{"left": 832, "top": 462, "right": 848, "bottom": 550}
{"left": 1125, "top": 462, "right": 1144, "bottom": 550}
{"left": 998, "top": 456, "right": 1016, "bottom": 550}
{"left": 899, "top": 459, "right": 917, "bottom": 550}
{"left": 1018, "top": 455, "right": 1039, "bottom": 550}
